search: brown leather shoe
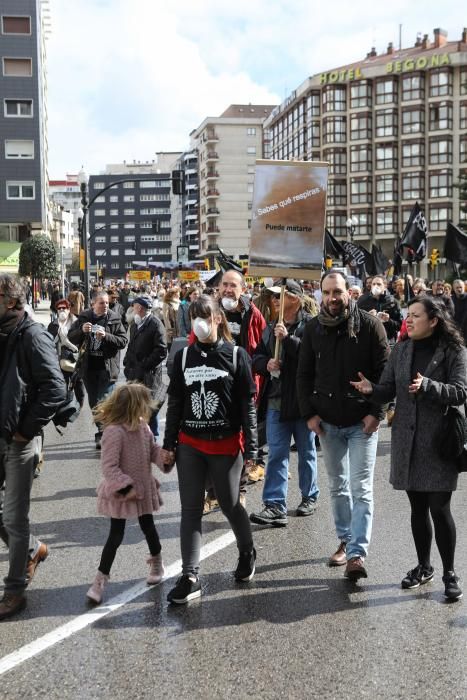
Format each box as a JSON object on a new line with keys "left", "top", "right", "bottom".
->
{"left": 0, "top": 593, "right": 27, "bottom": 621}
{"left": 329, "top": 541, "right": 347, "bottom": 567}
{"left": 344, "top": 556, "right": 368, "bottom": 581}
{"left": 26, "top": 541, "right": 48, "bottom": 583}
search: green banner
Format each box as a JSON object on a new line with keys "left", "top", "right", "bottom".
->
{"left": 0, "top": 241, "right": 21, "bottom": 269}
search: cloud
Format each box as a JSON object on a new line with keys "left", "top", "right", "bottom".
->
{"left": 46, "top": 0, "right": 466, "bottom": 175}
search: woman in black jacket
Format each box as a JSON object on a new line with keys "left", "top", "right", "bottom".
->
{"left": 162, "top": 295, "right": 258, "bottom": 604}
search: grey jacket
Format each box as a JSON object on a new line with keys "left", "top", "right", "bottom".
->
{"left": 372, "top": 339, "right": 467, "bottom": 491}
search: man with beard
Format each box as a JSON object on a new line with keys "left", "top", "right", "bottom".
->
{"left": 69, "top": 291, "right": 127, "bottom": 449}
{"left": 0, "top": 274, "right": 66, "bottom": 619}
{"left": 297, "top": 271, "right": 389, "bottom": 581}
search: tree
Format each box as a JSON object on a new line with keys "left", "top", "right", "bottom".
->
{"left": 18, "top": 234, "right": 57, "bottom": 279}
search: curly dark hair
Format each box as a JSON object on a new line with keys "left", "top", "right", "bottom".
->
{"left": 408, "top": 295, "right": 464, "bottom": 348}
{"left": 0, "top": 274, "right": 27, "bottom": 310}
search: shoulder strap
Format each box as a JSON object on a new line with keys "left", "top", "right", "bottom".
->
{"left": 233, "top": 344, "right": 239, "bottom": 373}
{"left": 182, "top": 345, "right": 189, "bottom": 371}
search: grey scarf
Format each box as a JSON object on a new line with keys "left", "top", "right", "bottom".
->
{"left": 318, "top": 299, "right": 361, "bottom": 339}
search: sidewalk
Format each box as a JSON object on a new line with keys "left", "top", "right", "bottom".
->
{"left": 30, "top": 299, "right": 54, "bottom": 327}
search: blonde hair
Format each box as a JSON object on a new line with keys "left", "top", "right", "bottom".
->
{"left": 93, "top": 383, "right": 155, "bottom": 431}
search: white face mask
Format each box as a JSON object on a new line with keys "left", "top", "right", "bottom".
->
{"left": 221, "top": 296, "right": 238, "bottom": 312}
{"left": 192, "top": 317, "right": 212, "bottom": 341}
{"left": 58, "top": 311, "right": 68, "bottom": 322}
{"left": 133, "top": 313, "right": 143, "bottom": 326}
{"left": 371, "top": 285, "right": 383, "bottom": 297}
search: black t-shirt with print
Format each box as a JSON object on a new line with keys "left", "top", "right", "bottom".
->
{"left": 224, "top": 310, "right": 242, "bottom": 345}
{"left": 168, "top": 340, "right": 255, "bottom": 435}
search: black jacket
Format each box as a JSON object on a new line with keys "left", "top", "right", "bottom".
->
{"left": 0, "top": 314, "right": 66, "bottom": 441}
{"left": 296, "top": 309, "right": 390, "bottom": 426}
{"left": 123, "top": 315, "right": 167, "bottom": 382}
{"left": 68, "top": 308, "right": 127, "bottom": 382}
{"left": 452, "top": 294, "right": 467, "bottom": 342}
{"left": 357, "top": 291, "right": 402, "bottom": 341}
{"left": 252, "top": 309, "right": 313, "bottom": 422}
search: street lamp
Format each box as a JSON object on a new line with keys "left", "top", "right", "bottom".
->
{"left": 346, "top": 215, "right": 358, "bottom": 242}
{"left": 77, "top": 166, "right": 90, "bottom": 304}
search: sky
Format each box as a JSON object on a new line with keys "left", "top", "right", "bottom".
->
{"left": 46, "top": 0, "right": 465, "bottom": 177}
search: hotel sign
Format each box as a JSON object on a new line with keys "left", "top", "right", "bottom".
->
{"left": 319, "top": 53, "right": 451, "bottom": 84}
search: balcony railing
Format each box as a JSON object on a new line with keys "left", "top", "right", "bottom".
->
{"left": 205, "top": 131, "right": 219, "bottom": 142}
{"left": 206, "top": 170, "right": 219, "bottom": 179}
{"left": 207, "top": 226, "right": 220, "bottom": 234}
{"left": 206, "top": 151, "right": 219, "bottom": 160}
{"left": 206, "top": 189, "right": 220, "bottom": 197}
{"left": 206, "top": 208, "right": 220, "bottom": 216}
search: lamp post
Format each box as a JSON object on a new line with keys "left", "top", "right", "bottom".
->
{"left": 77, "top": 166, "right": 90, "bottom": 304}
{"left": 346, "top": 215, "right": 358, "bottom": 243}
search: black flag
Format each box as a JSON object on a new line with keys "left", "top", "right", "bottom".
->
{"left": 393, "top": 237, "right": 403, "bottom": 276}
{"left": 324, "top": 229, "right": 345, "bottom": 260}
{"left": 400, "top": 202, "right": 427, "bottom": 261}
{"left": 341, "top": 241, "right": 373, "bottom": 278}
{"left": 371, "top": 244, "right": 389, "bottom": 275}
{"left": 444, "top": 222, "right": 467, "bottom": 265}
{"left": 216, "top": 246, "right": 245, "bottom": 274}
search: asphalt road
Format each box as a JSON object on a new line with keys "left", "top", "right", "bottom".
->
{"left": 1, "top": 303, "right": 467, "bottom": 698}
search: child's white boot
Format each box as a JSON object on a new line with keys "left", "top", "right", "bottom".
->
{"left": 86, "top": 571, "right": 109, "bottom": 604}
{"left": 146, "top": 553, "right": 164, "bottom": 585}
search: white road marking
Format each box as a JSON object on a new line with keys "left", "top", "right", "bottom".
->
{"left": 0, "top": 530, "right": 236, "bottom": 677}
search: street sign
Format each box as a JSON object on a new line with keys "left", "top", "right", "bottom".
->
{"left": 129, "top": 270, "right": 151, "bottom": 281}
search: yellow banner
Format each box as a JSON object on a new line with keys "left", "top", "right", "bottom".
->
{"left": 129, "top": 270, "right": 151, "bottom": 281}
{"left": 79, "top": 249, "right": 85, "bottom": 271}
{"left": 179, "top": 270, "right": 200, "bottom": 282}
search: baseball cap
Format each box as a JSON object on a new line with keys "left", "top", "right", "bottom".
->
{"left": 132, "top": 295, "right": 153, "bottom": 309}
{"left": 267, "top": 279, "right": 303, "bottom": 297}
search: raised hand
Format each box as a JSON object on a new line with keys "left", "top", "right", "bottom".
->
{"left": 350, "top": 372, "right": 373, "bottom": 395}
{"left": 408, "top": 372, "right": 424, "bottom": 394}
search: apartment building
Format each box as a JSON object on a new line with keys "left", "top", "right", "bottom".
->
{"left": 264, "top": 28, "right": 467, "bottom": 258}
{"left": 192, "top": 104, "right": 276, "bottom": 259}
{"left": 0, "top": 0, "right": 50, "bottom": 271}
{"left": 170, "top": 147, "right": 199, "bottom": 260}
{"left": 88, "top": 154, "right": 181, "bottom": 278}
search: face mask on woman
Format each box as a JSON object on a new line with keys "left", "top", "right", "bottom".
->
{"left": 221, "top": 297, "right": 237, "bottom": 312}
{"left": 371, "top": 285, "right": 383, "bottom": 298}
{"left": 58, "top": 311, "right": 68, "bottom": 322}
{"left": 192, "top": 317, "right": 212, "bottom": 341}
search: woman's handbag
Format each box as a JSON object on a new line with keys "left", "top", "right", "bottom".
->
{"left": 59, "top": 346, "right": 78, "bottom": 372}
{"left": 434, "top": 404, "right": 467, "bottom": 471}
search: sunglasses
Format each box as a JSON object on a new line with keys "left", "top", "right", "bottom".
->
{"left": 56, "top": 307, "right": 68, "bottom": 311}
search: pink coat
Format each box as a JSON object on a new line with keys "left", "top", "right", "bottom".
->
{"left": 96, "top": 422, "right": 163, "bottom": 519}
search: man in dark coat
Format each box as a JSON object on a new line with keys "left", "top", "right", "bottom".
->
{"left": 0, "top": 274, "right": 66, "bottom": 620}
{"left": 249, "top": 280, "right": 319, "bottom": 527}
{"left": 452, "top": 279, "right": 467, "bottom": 342}
{"left": 297, "top": 270, "right": 389, "bottom": 581}
{"left": 69, "top": 291, "right": 127, "bottom": 448}
{"left": 123, "top": 295, "right": 167, "bottom": 437}
{"left": 357, "top": 275, "right": 403, "bottom": 343}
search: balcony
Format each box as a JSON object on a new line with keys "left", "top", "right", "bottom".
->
{"left": 206, "top": 208, "right": 220, "bottom": 217}
{"left": 207, "top": 244, "right": 219, "bottom": 251}
{"left": 206, "top": 151, "right": 219, "bottom": 161}
{"left": 206, "top": 189, "right": 219, "bottom": 197}
{"left": 207, "top": 226, "right": 220, "bottom": 235}
{"left": 205, "top": 130, "right": 219, "bottom": 142}
{"left": 206, "top": 170, "right": 219, "bottom": 180}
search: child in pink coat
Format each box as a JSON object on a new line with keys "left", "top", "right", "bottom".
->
{"left": 87, "top": 383, "right": 166, "bottom": 604}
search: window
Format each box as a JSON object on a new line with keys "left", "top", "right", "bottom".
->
{"left": 4, "top": 98, "right": 32, "bottom": 117}
{"left": 461, "top": 137, "right": 467, "bottom": 164}
{"left": 376, "top": 144, "right": 397, "bottom": 170}
{"left": 110, "top": 209, "right": 118, "bottom": 216}
{"left": 376, "top": 208, "right": 398, "bottom": 234}
{"left": 94, "top": 195, "right": 105, "bottom": 203}
{"left": 6, "top": 181, "right": 34, "bottom": 199}
{"left": 123, "top": 195, "right": 135, "bottom": 202}
{"left": 110, "top": 224, "right": 118, "bottom": 229}
{"left": 5, "top": 140, "right": 34, "bottom": 158}
{"left": 94, "top": 209, "right": 105, "bottom": 217}
{"left": 247, "top": 147, "right": 256, "bottom": 155}
{"left": 327, "top": 180, "right": 347, "bottom": 206}
{"left": 375, "top": 78, "right": 397, "bottom": 104}
{"left": 110, "top": 235, "right": 119, "bottom": 243}
{"left": 123, "top": 208, "right": 135, "bottom": 215}
{"left": 141, "top": 248, "right": 159, "bottom": 255}
{"left": 325, "top": 148, "right": 347, "bottom": 175}
{"left": 109, "top": 195, "right": 118, "bottom": 202}
{"left": 375, "top": 109, "right": 397, "bottom": 138}
{"left": 139, "top": 221, "right": 152, "bottom": 228}
{"left": 124, "top": 249, "right": 135, "bottom": 256}
{"left": 326, "top": 211, "right": 347, "bottom": 237}
{"left": 350, "top": 145, "right": 372, "bottom": 172}
{"left": 429, "top": 69, "right": 452, "bottom": 97}
{"left": 460, "top": 102, "right": 467, "bottom": 130}
{"left": 160, "top": 221, "right": 170, "bottom": 228}
{"left": 376, "top": 175, "right": 397, "bottom": 202}
{"left": 94, "top": 236, "right": 106, "bottom": 243}
{"left": 429, "top": 103, "right": 452, "bottom": 131}
{"left": 402, "top": 108, "right": 425, "bottom": 134}
{"left": 94, "top": 249, "right": 106, "bottom": 257}
{"left": 3, "top": 58, "right": 32, "bottom": 77}
{"left": 93, "top": 182, "right": 105, "bottom": 189}
{"left": 140, "top": 207, "right": 166, "bottom": 215}
{"left": 462, "top": 70, "right": 467, "bottom": 96}
{"left": 123, "top": 182, "right": 134, "bottom": 189}
{"left": 350, "top": 81, "right": 371, "bottom": 109}
{"left": 323, "top": 117, "right": 346, "bottom": 143}
{"left": 110, "top": 249, "right": 119, "bottom": 256}
{"left": 2, "top": 16, "right": 31, "bottom": 34}
{"left": 247, "top": 184, "right": 254, "bottom": 193}
{"left": 124, "top": 236, "right": 135, "bottom": 242}
{"left": 323, "top": 86, "right": 346, "bottom": 112}
{"left": 429, "top": 206, "right": 451, "bottom": 230}
{"left": 247, "top": 128, "right": 256, "bottom": 135}
{"left": 124, "top": 223, "right": 135, "bottom": 229}
{"left": 141, "top": 235, "right": 157, "bottom": 242}
{"left": 429, "top": 171, "right": 452, "bottom": 198}
{"left": 350, "top": 113, "right": 371, "bottom": 140}
{"left": 306, "top": 92, "right": 320, "bottom": 118}
{"left": 111, "top": 263, "right": 119, "bottom": 270}
{"left": 402, "top": 73, "right": 424, "bottom": 101}
{"left": 306, "top": 123, "right": 320, "bottom": 149}
{"left": 140, "top": 193, "right": 169, "bottom": 202}
{"left": 350, "top": 178, "right": 372, "bottom": 204}
{"left": 429, "top": 138, "right": 452, "bottom": 165}
{"left": 351, "top": 210, "right": 372, "bottom": 236}
{"left": 402, "top": 173, "right": 424, "bottom": 200}
{"left": 402, "top": 141, "right": 424, "bottom": 168}
{"left": 139, "top": 180, "right": 168, "bottom": 188}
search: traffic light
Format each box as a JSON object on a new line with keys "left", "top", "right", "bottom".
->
{"left": 172, "top": 170, "right": 185, "bottom": 195}
{"left": 325, "top": 256, "right": 333, "bottom": 269}
{"left": 430, "top": 249, "right": 439, "bottom": 267}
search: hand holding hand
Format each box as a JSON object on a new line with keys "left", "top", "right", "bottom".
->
{"left": 307, "top": 415, "right": 324, "bottom": 436}
{"left": 409, "top": 372, "right": 424, "bottom": 394}
{"left": 350, "top": 372, "right": 373, "bottom": 395}
{"left": 274, "top": 322, "right": 288, "bottom": 340}
{"left": 161, "top": 449, "right": 176, "bottom": 472}
{"left": 362, "top": 415, "right": 380, "bottom": 434}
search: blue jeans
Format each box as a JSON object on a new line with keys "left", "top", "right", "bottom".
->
{"left": 83, "top": 369, "right": 115, "bottom": 436}
{"left": 320, "top": 421, "right": 378, "bottom": 560}
{"left": 263, "top": 408, "right": 319, "bottom": 513}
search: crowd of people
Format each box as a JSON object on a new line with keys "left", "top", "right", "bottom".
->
{"left": 1, "top": 266, "right": 467, "bottom": 618}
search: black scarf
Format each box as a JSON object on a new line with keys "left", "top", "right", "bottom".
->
{"left": 317, "top": 298, "right": 361, "bottom": 339}
{"left": 0, "top": 309, "right": 25, "bottom": 343}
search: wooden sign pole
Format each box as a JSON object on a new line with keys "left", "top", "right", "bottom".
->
{"left": 273, "top": 278, "right": 287, "bottom": 361}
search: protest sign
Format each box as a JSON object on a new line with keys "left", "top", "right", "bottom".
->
{"left": 179, "top": 270, "right": 200, "bottom": 282}
{"left": 129, "top": 270, "right": 151, "bottom": 281}
{"left": 249, "top": 159, "right": 328, "bottom": 280}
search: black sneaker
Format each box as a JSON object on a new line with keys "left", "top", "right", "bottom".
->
{"left": 401, "top": 564, "right": 434, "bottom": 589}
{"left": 234, "top": 548, "right": 256, "bottom": 582}
{"left": 442, "top": 572, "right": 463, "bottom": 601}
{"left": 167, "top": 575, "right": 201, "bottom": 604}
{"left": 249, "top": 505, "right": 287, "bottom": 527}
{"left": 296, "top": 497, "right": 318, "bottom": 517}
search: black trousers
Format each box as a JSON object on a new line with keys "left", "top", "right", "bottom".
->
{"left": 98, "top": 515, "right": 161, "bottom": 576}
{"left": 406, "top": 490, "right": 456, "bottom": 574}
